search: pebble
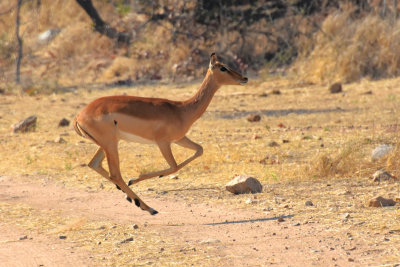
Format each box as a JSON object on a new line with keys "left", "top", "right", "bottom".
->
{"left": 305, "top": 200, "right": 314, "bottom": 206}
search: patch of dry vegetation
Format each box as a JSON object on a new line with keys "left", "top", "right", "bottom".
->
{"left": 293, "top": 9, "right": 400, "bottom": 84}
{"left": 1, "top": 76, "right": 400, "bottom": 264}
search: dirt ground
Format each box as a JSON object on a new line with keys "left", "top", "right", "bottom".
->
{"left": 0, "top": 174, "right": 399, "bottom": 266}
{"left": 1, "top": 77, "right": 400, "bottom": 266}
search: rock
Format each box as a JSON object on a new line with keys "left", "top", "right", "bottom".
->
{"left": 245, "top": 198, "right": 254, "bottom": 204}
{"left": 12, "top": 115, "right": 37, "bottom": 133}
{"left": 371, "top": 144, "right": 393, "bottom": 161}
{"left": 305, "top": 200, "right": 314, "bottom": 206}
{"left": 368, "top": 196, "right": 396, "bottom": 207}
{"left": 342, "top": 213, "right": 351, "bottom": 220}
{"left": 55, "top": 136, "right": 66, "bottom": 144}
{"left": 329, "top": 82, "right": 342, "bottom": 94}
{"left": 119, "top": 237, "right": 134, "bottom": 244}
{"left": 37, "top": 29, "right": 60, "bottom": 44}
{"left": 59, "top": 235, "right": 67, "bottom": 240}
{"left": 268, "top": 141, "right": 280, "bottom": 147}
{"left": 200, "top": 238, "right": 220, "bottom": 244}
{"left": 252, "top": 134, "right": 262, "bottom": 140}
{"left": 169, "top": 175, "right": 179, "bottom": 180}
{"left": 372, "top": 170, "right": 395, "bottom": 182}
{"left": 225, "top": 175, "right": 263, "bottom": 194}
{"left": 58, "top": 118, "right": 70, "bottom": 127}
{"left": 247, "top": 114, "right": 261, "bottom": 122}
{"left": 271, "top": 89, "right": 281, "bottom": 95}
{"left": 132, "top": 224, "right": 139, "bottom": 229}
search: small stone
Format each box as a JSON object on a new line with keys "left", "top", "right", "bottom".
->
{"left": 329, "top": 82, "right": 342, "bottom": 94}
{"left": 268, "top": 141, "right": 280, "bottom": 147}
{"left": 247, "top": 114, "right": 261, "bottom": 122}
{"left": 59, "top": 235, "right": 67, "bottom": 240}
{"left": 292, "top": 222, "right": 301, "bottom": 226}
{"left": 200, "top": 238, "right": 220, "bottom": 244}
{"left": 119, "top": 237, "right": 134, "bottom": 244}
{"left": 245, "top": 198, "right": 254, "bottom": 204}
{"left": 277, "top": 217, "right": 285, "bottom": 222}
{"left": 132, "top": 224, "right": 139, "bottom": 229}
{"left": 342, "top": 213, "right": 351, "bottom": 220}
{"left": 58, "top": 118, "right": 70, "bottom": 127}
{"left": 348, "top": 258, "right": 354, "bottom": 262}
{"left": 19, "top": 235, "right": 28, "bottom": 240}
{"left": 225, "top": 175, "right": 263, "bottom": 194}
{"left": 12, "top": 115, "right": 37, "bottom": 133}
{"left": 54, "top": 136, "right": 66, "bottom": 144}
{"left": 271, "top": 89, "right": 281, "bottom": 95}
{"left": 305, "top": 200, "right": 314, "bottom": 206}
{"left": 282, "top": 139, "right": 290, "bottom": 143}
{"left": 372, "top": 170, "right": 395, "bottom": 182}
{"left": 170, "top": 175, "right": 179, "bottom": 180}
{"left": 368, "top": 196, "right": 396, "bottom": 207}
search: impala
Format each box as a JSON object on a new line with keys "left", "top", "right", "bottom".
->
{"left": 74, "top": 53, "right": 248, "bottom": 215}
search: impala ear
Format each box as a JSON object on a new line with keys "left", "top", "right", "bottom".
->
{"left": 209, "top": 52, "right": 217, "bottom": 69}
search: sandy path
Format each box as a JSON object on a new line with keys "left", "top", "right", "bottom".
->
{"left": 0, "top": 175, "right": 378, "bottom": 266}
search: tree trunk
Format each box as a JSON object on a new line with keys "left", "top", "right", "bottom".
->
{"left": 15, "top": 0, "right": 22, "bottom": 84}
{"left": 75, "top": 0, "right": 131, "bottom": 44}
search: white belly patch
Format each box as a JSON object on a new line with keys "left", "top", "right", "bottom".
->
{"left": 119, "top": 130, "right": 155, "bottom": 144}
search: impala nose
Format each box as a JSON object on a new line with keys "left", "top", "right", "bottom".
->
{"left": 241, "top": 77, "right": 248, "bottom": 84}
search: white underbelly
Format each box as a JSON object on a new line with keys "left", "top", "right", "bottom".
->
{"left": 119, "top": 130, "right": 155, "bottom": 144}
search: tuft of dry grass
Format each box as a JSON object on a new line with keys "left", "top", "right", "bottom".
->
{"left": 293, "top": 11, "right": 400, "bottom": 84}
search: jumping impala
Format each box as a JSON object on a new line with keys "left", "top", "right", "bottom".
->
{"left": 74, "top": 53, "right": 248, "bottom": 215}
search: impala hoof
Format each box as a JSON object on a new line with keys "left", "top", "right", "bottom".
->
{"left": 150, "top": 209, "right": 158, "bottom": 215}
{"left": 134, "top": 198, "right": 140, "bottom": 207}
{"left": 128, "top": 179, "right": 136, "bottom": 186}
{"left": 126, "top": 195, "right": 132, "bottom": 203}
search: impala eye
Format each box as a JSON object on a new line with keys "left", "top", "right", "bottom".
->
{"left": 220, "top": 66, "right": 227, "bottom": 72}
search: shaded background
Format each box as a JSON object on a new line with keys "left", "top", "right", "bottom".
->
{"left": 1, "top": 0, "right": 399, "bottom": 93}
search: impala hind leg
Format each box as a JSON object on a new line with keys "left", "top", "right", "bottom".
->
{"left": 128, "top": 136, "right": 203, "bottom": 186}
{"left": 104, "top": 144, "right": 158, "bottom": 215}
{"left": 88, "top": 147, "right": 121, "bottom": 191}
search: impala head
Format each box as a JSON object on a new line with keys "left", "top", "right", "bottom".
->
{"left": 209, "top": 53, "right": 248, "bottom": 86}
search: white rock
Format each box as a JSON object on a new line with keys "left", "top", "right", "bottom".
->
{"left": 225, "top": 175, "right": 263, "bottom": 194}
{"left": 200, "top": 238, "right": 220, "bottom": 244}
{"left": 371, "top": 144, "right": 393, "bottom": 161}
{"left": 37, "top": 29, "right": 60, "bottom": 44}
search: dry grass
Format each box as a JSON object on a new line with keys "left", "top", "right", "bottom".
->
{"left": 293, "top": 11, "right": 400, "bottom": 84}
{"left": 1, "top": 76, "right": 400, "bottom": 264}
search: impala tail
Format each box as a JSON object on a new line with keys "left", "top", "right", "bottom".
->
{"left": 73, "top": 116, "right": 98, "bottom": 144}
{"left": 73, "top": 116, "right": 85, "bottom": 138}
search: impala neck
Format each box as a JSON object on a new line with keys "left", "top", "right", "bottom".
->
{"left": 182, "top": 69, "right": 220, "bottom": 125}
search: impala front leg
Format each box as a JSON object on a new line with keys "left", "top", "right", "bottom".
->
{"left": 128, "top": 137, "right": 203, "bottom": 186}
{"left": 129, "top": 141, "right": 178, "bottom": 185}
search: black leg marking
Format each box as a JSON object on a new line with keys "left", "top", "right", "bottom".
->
{"left": 134, "top": 198, "right": 140, "bottom": 207}
{"left": 116, "top": 184, "right": 121, "bottom": 190}
{"left": 128, "top": 179, "right": 134, "bottom": 186}
{"left": 126, "top": 196, "right": 132, "bottom": 203}
{"left": 151, "top": 209, "right": 158, "bottom": 215}
{"left": 114, "top": 120, "right": 118, "bottom": 126}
